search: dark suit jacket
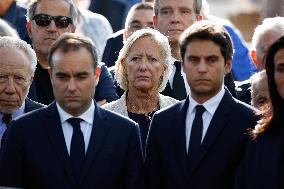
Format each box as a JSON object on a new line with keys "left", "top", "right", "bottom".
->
{"left": 235, "top": 124, "right": 284, "bottom": 189}
{"left": 24, "top": 98, "right": 44, "bottom": 113}
{"left": 102, "top": 30, "right": 124, "bottom": 67}
{"left": 145, "top": 90, "right": 257, "bottom": 189}
{"left": 0, "top": 102, "right": 143, "bottom": 189}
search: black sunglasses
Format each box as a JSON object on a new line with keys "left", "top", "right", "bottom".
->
{"left": 32, "top": 14, "right": 73, "bottom": 28}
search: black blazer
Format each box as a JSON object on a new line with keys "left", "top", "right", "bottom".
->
{"left": 145, "top": 90, "right": 257, "bottom": 189}
{"left": 0, "top": 102, "right": 143, "bottom": 189}
{"left": 235, "top": 125, "right": 284, "bottom": 189}
{"left": 24, "top": 98, "right": 45, "bottom": 112}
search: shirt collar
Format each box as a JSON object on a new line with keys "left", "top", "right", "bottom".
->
{"left": 188, "top": 87, "right": 225, "bottom": 116}
{"left": 0, "top": 102, "right": 25, "bottom": 121}
{"left": 56, "top": 100, "right": 95, "bottom": 125}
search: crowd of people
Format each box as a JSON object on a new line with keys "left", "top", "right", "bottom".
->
{"left": 0, "top": 0, "right": 284, "bottom": 188}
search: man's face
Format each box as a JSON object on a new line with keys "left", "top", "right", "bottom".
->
{"left": 182, "top": 40, "right": 232, "bottom": 103}
{"left": 154, "top": 0, "right": 199, "bottom": 46}
{"left": 0, "top": 48, "right": 33, "bottom": 114}
{"left": 27, "top": 0, "right": 75, "bottom": 59}
{"left": 124, "top": 9, "right": 154, "bottom": 40}
{"left": 251, "top": 76, "right": 269, "bottom": 109}
{"left": 256, "top": 31, "right": 282, "bottom": 70}
{"left": 49, "top": 47, "right": 99, "bottom": 116}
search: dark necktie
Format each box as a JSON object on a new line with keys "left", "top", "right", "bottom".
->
{"left": 1, "top": 114, "right": 12, "bottom": 148}
{"left": 188, "top": 105, "right": 206, "bottom": 168}
{"left": 172, "top": 61, "right": 187, "bottom": 100}
{"left": 67, "top": 118, "right": 85, "bottom": 182}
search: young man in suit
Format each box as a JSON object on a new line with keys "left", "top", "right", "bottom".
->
{"left": 145, "top": 20, "right": 257, "bottom": 189}
{"left": 0, "top": 36, "right": 44, "bottom": 150}
{"left": 0, "top": 33, "right": 143, "bottom": 189}
{"left": 26, "top": 0, "right": 118, "bottom": 105}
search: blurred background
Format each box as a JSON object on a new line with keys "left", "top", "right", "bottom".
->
{"left": 18, "top": 0, "right": 284, "bottom": 43}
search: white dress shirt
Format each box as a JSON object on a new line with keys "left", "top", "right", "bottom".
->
{"left": 185, "top": 88, "right": 225, "bottom": 152}
{"left": 168, "top": 57, "right": 190, "bottom": 95}
{"left": 56, "top": 101, "right": 95, "bottom": 154}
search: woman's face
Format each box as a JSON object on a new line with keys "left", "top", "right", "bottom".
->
{"left": 274, "top": 48, "right": 284, "bottom": 99}
{"left": 124, "top": 36, "right": 166, "bottom": 93}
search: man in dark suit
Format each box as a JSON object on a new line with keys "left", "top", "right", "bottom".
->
{"left": 0, "top": 36, "right": 44, "bottom": 150}
{"left": 26, "top": 0, "right": 118, "bottom": 106}
{"left": 145, "top": 20, "right": 257, "bottom": 189}
{"left": 0, "top": 33, "right": 143, "bottom": 189}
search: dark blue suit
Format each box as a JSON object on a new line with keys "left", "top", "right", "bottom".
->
{"left": 145, "top": 90, "right": 257, "bottom": 189}
{"left": 0, "top": 102, "right": 143, "bottom": 189}
{"left": 235, "top": 125, "right": 284, "bottom": 189}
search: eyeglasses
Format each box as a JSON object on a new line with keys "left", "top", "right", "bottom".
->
{"left": 32, "top": 14, "right": 73, "bottom": 28}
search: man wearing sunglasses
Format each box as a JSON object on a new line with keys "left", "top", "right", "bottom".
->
{"left": 26, "top": 0, "right": 118, "bottom": 106}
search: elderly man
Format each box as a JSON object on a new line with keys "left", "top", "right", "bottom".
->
{"left": 0, "top": 33, "right": 143, "bottom": 189}
{"left": 0, "top": 36, "right": 44, "bottom": 149}
{"left": 236, "top": 17, "right": 284, "bottom": 104}
{"left": 26, "top": 0, "right": 117, "bottom": 105}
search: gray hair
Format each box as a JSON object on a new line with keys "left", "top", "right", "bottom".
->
{"left": 250, "top": 70, "right": 267, "bottom": 95}
{"left": 154, "top": 0, "right": 202, "bottom": 16}
{"left": 0, "top": 19, "right": 19, "bottom": 38}
{"left": 0, "top": 36, "right": 37, "bottom": 76}
{"left": 252, "top": 17, "right": 284, "bottom": 51}
{"left": 26, "top": 0, "right": 77, "bottom": 25}
{"left": 115, "top": 28, "right": 171, "bottom": 92}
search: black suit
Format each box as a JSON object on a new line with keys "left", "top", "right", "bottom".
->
{"left": 145, "top": 90, "right": 257, "bottom": 189}
{"left": 235, "top": 124, "right": 284, "bottom": 189}
{"left": 0, "top": 102, "right": 143, "bottom": 189}
{"left": 24, "top": 98, "right": 44, "bottom": 112}
{"left": 102, "top": 29, "right": 124, "bottom": 67}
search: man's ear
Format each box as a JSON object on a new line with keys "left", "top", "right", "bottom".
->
{"left": 71, "top": 25, "right": 76, "bottom": 33}
{"left": 26, "top": 21, "right": 32, "bottom": 39}
{"left": 153, "top": 15, "right": 158, "bottom": 29}
{"left": 224, "top": 59, "right": 233, "bottom": 74}
{"left": 48, "top": 67, "right": 52, "bottom": 78}
{"left": 94, "top": 66, "right": 101, "bottom": 86}
{"left": 197, "top": 15, "right": 203, "bottom": 21}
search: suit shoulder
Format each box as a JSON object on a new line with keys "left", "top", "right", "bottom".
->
{"left": 155, "top": 100, "right": 183, "bottom": 117}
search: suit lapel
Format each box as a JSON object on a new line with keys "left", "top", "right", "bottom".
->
{"left": 80, "top": 104, "right": 111, "bottom": 182}
{"left": 190, "top": 91, "right": 232, "bottom": 174}
{"left": 43, "top": 102, "right": 75, "bottom": 186}
{"left": 174, "top": 99, "right": 191, "bottom": 180}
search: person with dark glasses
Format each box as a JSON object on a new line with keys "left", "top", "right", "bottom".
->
{"left": 25, "top": 0, "right": 118, "bottom": 106}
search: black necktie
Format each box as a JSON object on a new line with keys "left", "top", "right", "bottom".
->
{"left": 172, "top": 61, "right": 187, "bottom": 100}
{"left": 67, "top": 118, "right": 85, "bottom": 182}
{"left": 188, "top": 105, "right": 206, "bottom": 168}
{"left": 1, "top": 114, "right": 12, "bottom": 148}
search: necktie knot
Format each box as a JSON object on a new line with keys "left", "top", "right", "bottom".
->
{"left": 195, "top": 105, "right": 206, "bottom": 116}
{"left": 174, "top": 61, "right": 181, "bottom": 72}
{"left": 67, "top": 118, "right": 83, "bottom": 129}
{"left": 2, "top": 114, "right": 12, "bottom": 125}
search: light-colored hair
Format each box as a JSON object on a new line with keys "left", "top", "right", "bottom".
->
{"left": 115, "top": 28, "right": 171, "bottom": 92}
{"left": 251, "top": 17, "right": 284, "bottom": 51}
{"left": 0, "top": 18, "right": 19, "bottom": 38}
{"left": 26, "top": 0, "right": 77, "bottom": 25}
{"left": 0, "top": 36, "right": 37, "bottom": 75}
{"left": 153, "top": 0, "right": 202, "bottom": 16}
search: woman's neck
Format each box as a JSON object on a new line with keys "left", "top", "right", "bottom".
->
{"left": 126, "top": 90, "right": 159, "bottom": 114}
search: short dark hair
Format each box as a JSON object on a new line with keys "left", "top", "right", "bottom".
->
{"left": 154, "top": 0, "right": 202, "bottom": 16}
{"left": 179, "top": 20, "right": 233, "bottom": 64}
{"left": 48, "top": 33, "right": 98, "bottom": 71}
